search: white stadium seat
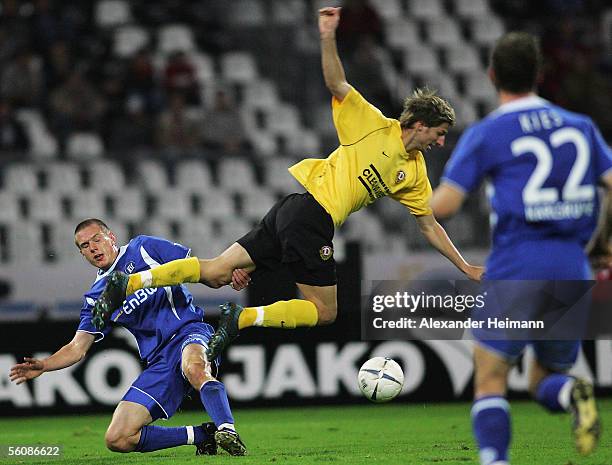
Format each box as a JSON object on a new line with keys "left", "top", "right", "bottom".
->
{"left": 471, "top": 16, "right": 505, "bottom": 46}
{"left": 174, "top": 160, "right": 214, "bottom": 194}
{"left": 407, "top": 0, "right": 445, "bottom": 19}
{"left": 385, "top": 19, "right": 420, "bottom": 51}
{"left": 107, "top": 188, "right": 145, "bottom": 221}
{"left": 95, "top": 0, "right": 131, "bottom": 27}
{"left": 217, "top": 158, "right": 258, "bottom": 194}
{"left": 66, "top": 132, "right": 104, "bottom": 160}
{"left": 158, "top": 24, "right": 195, "bottom": 55}
{"left": 86, "top": 160, "right": 126, "bottom": 193}
{"left": 41, "top": 162, "right": 82, "bottom": 194}
{"left": 136, "top": 160, "right": 170, "bottom": 192}
{"left": 114, "top": 25, "right": 149, "bottom": 58}
{"left": 220, "top": 52, "right": 258, "bottom": 84}
{"left": 445, "top": 43, "right": 482, "bottom": 74}
{"left": 3, "top": 164, "right": 39, "bottom": 193}
{"left": 426, "top": 17, "right": 463, "bottom": 47}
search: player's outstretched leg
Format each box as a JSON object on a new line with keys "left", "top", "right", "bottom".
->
{"left": 195, "top": 422, "right": 218, "bottom": 455}
{"left": 92, "top": 271, "right": 129, "bottom": 329}
{"left": 570, "top": 378, "right": 601, "bottom": 455}
{"left": 206, "top": 302, "right": 243, "bottom": 359}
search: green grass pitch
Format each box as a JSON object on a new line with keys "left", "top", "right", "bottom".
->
{"left": 1, "top": 400, "right": 610, "bottom": 464}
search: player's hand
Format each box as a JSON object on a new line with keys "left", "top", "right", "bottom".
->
{"left": 319, "top": 7, "right": 341, "bottom": 38}
{"left": 464, "top": 265, "right": 485, "bottom": 282}
{"left": 230, "top": 269, "right": 251, "bottom": 291}
{"left": 9, "top": 357, "right": 45, "bottom": 384}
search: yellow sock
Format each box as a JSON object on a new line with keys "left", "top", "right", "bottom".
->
{"left": 238, "top": 300, "right": 318, "bottom": 329}
{"left": 126, "top": 257, "right": 201, "bottom": 294}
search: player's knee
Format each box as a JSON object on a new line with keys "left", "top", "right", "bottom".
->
{"left": 105, "top": 430, "right": 134, "bottom": 453}
{"left": 183, "top": 360, "right": 209, "bottom": 387}
{"left": 316, "top": 303, "right": 337, "bottom": 326}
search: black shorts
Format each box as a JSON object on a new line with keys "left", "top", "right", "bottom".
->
{"left": 237, "top": 192, "right": 337, "bottom": 286}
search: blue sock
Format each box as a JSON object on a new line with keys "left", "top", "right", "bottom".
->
{"left": 200, "top": 380, "right": 234, "bottom": 428}
{"left": 472, "top": 396, "right": 511, "bottom": 465}
{"left": 535, "top": 374, "right": 574, "bottom": 412}
{"left": 135, "top": 424, "right": 209, "bottom": 452}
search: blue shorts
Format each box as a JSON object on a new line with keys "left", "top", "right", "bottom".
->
{"left": 122, "top": 321, "right": 216, "bottom": 421}
{"left": 475, "top": 239, "right": 588, "bottom": 370}
{"left": 476, "top": 339, "right": 580, "bottom": 371}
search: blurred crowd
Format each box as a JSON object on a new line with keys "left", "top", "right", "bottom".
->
{"left": 0, "top": 0, "right": 610, "bottom": 168}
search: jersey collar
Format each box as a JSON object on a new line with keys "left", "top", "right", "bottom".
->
{"left": 490, "top": 95, "right": 549, "bottom": 117}
{"left": 94, "top": 244, "right": 129, "bottom": 283}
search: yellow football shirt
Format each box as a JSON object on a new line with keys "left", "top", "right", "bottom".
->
{"left": 289, "top": 86, "right": 433, "bottom": 227}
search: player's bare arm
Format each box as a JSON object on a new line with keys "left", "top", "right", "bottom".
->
{"left": 415, "top": 214, "right": 484, "bottom": 281}
{"left": 9, "top": 331, "right": 95, "bottom": 385}
{"left": 430, "top": 182, "right": 466, "bottom": 219}
{"left": 319, "top": 7, "right": 351, "bottom": 101}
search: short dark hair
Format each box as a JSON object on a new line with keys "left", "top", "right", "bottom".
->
{"left": 74, "top": 218, "right": 111, "bottom": 236}
{"left": 399, "top": 88, "right": 456, "bottom": 129}
{"left": 491, "top": 32, "right": 542, "bottom": 93}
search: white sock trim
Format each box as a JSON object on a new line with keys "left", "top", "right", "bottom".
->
{"left": 140, "top": 270, "right": 153, "bottom": 288}
{"left": 254, "top": 306, "right": 264, "bottom": 326}
{"left": 186, "top": 425, "right": 194, "bottom": 445}
{"left": 218, "top": 423, "right": 235, "bottom": 432}
{"left": 558, "top": 378, "right": 575, "bottom": 411}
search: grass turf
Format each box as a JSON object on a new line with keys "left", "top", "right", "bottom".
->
{"left": 0, "top": 400, "right": 610, "bottom": 464}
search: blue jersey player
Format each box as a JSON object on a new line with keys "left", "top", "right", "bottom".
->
{"left": 9, "top": 219, "right": 246, "bottom": 456}
{"left": 432, "top": 33, "right": 612, "bottom": 464}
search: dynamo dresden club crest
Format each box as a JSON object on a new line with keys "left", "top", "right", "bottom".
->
{"left": 395, "top": 170, "right": 406, "bottom": 184}
{"left": 319, "top": 245, "right": 333, "bottom": 261}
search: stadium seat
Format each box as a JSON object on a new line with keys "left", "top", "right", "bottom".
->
{"left": 217, "top": 158, "right": 258, "bottom": 194}
{"left": 107, "top": 188, "right": 145, "bottom": 221}
{"left": 48, "top": 221, "right": 85, "bottom": 262}
{"left": 178, "top": 218, "right": 215, "bottom": 247}
{"left": 158, "top": 24, "right": 196, "bottom": 55}
{"left": 3, "top": 164, "right": 39, "bottom": 193}
{"left": 246, "top": 130, "right": 278, "bottom": 158}
{"left": 264, "top": 157, "right": 302, "bottom": 196}
{"left": 95, "top": 0, "right": 131, "bottom": 27}
{"left": 266, "top": 103, "right": 302, "bottom": 136}
{"left": 425, "top": 17, "right": 463, "bottom": 47}
{"left": 227, "top": 0, "right": 266, "bottom": 26}
{"left": 451, "top": 97, "right": 479, "bottom": 128}
{"left": 27, "top": 193, "right": 64, "bottom": 222}
{"left": 220, "top": 52, "right": 258, "bottom": 84}
{"left": 68, "top": 190, "right": 107, "bottom": 221}
{"left": 190, "top": 52, "right": 216, "bottom": 86}
{"left": 196, "top": 190, "right": 235, "bottom": 219}
{"left": 369, "top": 0, "right": 404, "bottom": 20}
{"left": 240, "top": 187, "right": 276, "bottom": 221}
{"left": 343, "top": 211, "right": 387, "bottom": 253}
{"left": 384, "top": 18, "right": 420, "bottom": 51}
{"left": 403, "top": 45, "right": 439, "bottom": 78}
{"left": 114, "top": 25, "right": 150, "bottom": 58}
{"left": 65, "top": 133, "right": 104, "bottom": 160}
{"left": 463, "top": 70, "right": 498, "bottom": 106}
{"left": 6, "top": 221, "right": 43, "bottom": 263}
{"left": 135, "top": 160, "right": 170, "bottom": 192}
{"left": 175, "top": 160, "right": 215, "bottom": 194}
{"left": 407, "top": 0, "right": 445, "bottom": 19}
{"left": 471, "top": 16, "right": 505, "bottom": 46}
{"left": 445, "top": 43, "right": 482, "bottom": 74}
{"left": 218, "top": 217, "right": 252, "bottom": 241}
{"left": 41, "top": 162, "right": 82, "bottom": 194}
{"left": 271, "top": 0, "right": 306, "bottom": 25}
{"left": 426, "top": 73, "right": 461, "bottom": 103}
{"left": 0, "top": 192, "right": 20, "bottom": 223}
{"left": 453, "top": 0, "right": 490, "bottom": 19}
{"left": 15, "top": 109, "right": 59, "bottom": 159}
{"left": 243, "top": 80, "right": 280, "bottom": 109}
{"left": 85, "top": 160, "right": 126, "bottom": 193}
{"left": 153, "top": 188, "right": 192, "bottom": 220}
{"left": 138, "top": 219, "right": 177, "bottom": 241}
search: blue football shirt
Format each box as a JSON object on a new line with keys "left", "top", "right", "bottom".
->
{"left": 443, "top": 96, "right": 612, "bottom": 250}
{"left": 76, "top": 235, "right": 204, "bottom": 362}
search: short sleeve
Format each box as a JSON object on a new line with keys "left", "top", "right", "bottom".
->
{"left": 391, "top": 156, "right": 434, "bottom": 216}
{"left": 441, "top": 125, "right": 486, "bottom": 193}
{"left": 76, "top": 295, "right": 110, "bottom": 342}
{"left": 332, "top": 86, "right": 391, "bottom": 145}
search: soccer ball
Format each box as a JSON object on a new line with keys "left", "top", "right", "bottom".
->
{"left": 358, "top": 357, "right": 404, "bottom": 403}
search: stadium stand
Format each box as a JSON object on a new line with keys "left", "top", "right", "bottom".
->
{"left": 0, "top": 0, "right": 610, "bottom": 266}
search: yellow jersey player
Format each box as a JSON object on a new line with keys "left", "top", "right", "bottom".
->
{"left": 92, "top": 6, "right": 483, "bottom": 359}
